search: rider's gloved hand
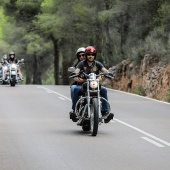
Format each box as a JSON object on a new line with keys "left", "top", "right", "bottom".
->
{"left": 108, "top": 72, "right": 113, "bottom": 77}
{"left": 70, "top": 72, "right": 76, "bottom": 76}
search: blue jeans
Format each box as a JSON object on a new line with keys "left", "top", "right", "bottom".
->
{"left": 70, "top": 85, "right": 78, "bottom": 102}
{"left": 70, "top": 85, "right": 109, "bottom": 111}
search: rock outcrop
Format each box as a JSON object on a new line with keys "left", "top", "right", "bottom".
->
{"left": 106, "top": 54, "right": 170, "bottom": 101}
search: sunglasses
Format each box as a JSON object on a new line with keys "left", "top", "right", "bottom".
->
{"left": 78, "top": 54, "right": 85, "bottom": 57}
{"left": 86, "top": 53, "right": 95, "bottom": 56}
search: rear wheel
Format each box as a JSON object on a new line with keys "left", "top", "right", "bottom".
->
{"left": 90, "top": 98, "right": 99, "bottom": 136}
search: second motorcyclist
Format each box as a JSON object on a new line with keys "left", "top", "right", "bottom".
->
{"left": 4, "top": 52, "right": 23, "bottom": 80}
{"left": 0, "top": 54, "right": 9, "bottom": 82}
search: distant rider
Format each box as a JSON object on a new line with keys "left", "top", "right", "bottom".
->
{"left": 4, "top": 52, "right": 22, "bottom": 80}
{"left": 0, "top": 54, "right": 8, "bottom": 80}
{"left": 2, "top": 54, "right": 8, "bottom": 65}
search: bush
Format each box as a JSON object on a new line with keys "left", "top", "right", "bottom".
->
{"left": 42, "top": 65, "right": 55, "bottom": 85}
{"left": 134, "top": 86, "right": 146, "bottom": 96}
{"left": 165, "top": 90, "right": 170, "bottom": 103}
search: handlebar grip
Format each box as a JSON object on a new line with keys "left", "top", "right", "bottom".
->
{"left": 104, "top": 74, "right": 114, "bottom": 79}
{"left": 69, "top": 74, "right": 78, "bottom": 78}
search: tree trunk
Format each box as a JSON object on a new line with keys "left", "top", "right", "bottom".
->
{"left": 105, "top": 0, "right": 113, "bottom": 67}
{"left": 120, "top": 11, "right": 130, "bottom": 58}
{"left": 25, "top": 63, "right": 32, "bottom": 84}
{"left": 51, "top": 36, "right": 60, "bottom": 85}
{"left": 62, "top": 61, "right": 70, "bottom": 85}
{"left": 95, "top": 1, "right": 103, "bottom": 64}
{"left": 33, "top": 53, "right": 42, "bottom": 84}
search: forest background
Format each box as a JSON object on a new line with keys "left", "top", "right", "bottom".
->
{"left": 0, "top": 0, "right": 170, "bottom": 100}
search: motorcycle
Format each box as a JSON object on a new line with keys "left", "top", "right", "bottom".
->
{"left": 0, "top": 60, "right": 9, "bottom": 85}
{"left": 68, "top": 67, "right": 113, "bottom": 136}
{"left": 0, "top": 63, "right": 2, "bottom": 82}
{"left": 1, "top": 59, "right": 24, "bottom": 86}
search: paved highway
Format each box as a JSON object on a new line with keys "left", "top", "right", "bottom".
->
{"left": 0, "top": 85, "right": 170, "bottom": 170}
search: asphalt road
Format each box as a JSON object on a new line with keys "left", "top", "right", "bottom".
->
{"left": 0, "top": 85, "right": 170, "bottom": 170}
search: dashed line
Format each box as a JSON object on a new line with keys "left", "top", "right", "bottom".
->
{"left": 37, "top": 86, "right": 71, "bottom": 101}
{"left": 114, "top": 118, "right": 170, "bottom": 147}
{"left": 37, "top": 86, "right": 170, "bottom": 148}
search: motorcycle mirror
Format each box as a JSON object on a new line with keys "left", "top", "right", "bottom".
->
{"left": 68, "top": 67, "right": 75, "bottom": 72}
{"left": 21, "top": 59, "right": 24, "bottom": 62}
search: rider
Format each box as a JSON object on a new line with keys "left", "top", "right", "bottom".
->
{"left": 1, "top": 54, "right": 8, "bottom": 65}
{"left": 0, "top": 54, "right": 8, "bottom": 80}
{"left": 71, "top": 47, "right": 85, "bottom": 86}
{"left": 70, "top": 47, "right": 85, "bottom": 120}
{"left": 74, "top": 47, "right": 86, "bottom": 67}
{"left": 4, "top": 52, "right": 22, "bottom": 80}
{"left": 8, "top": 52, "right": 18, "bottom": 64}
{"left": 70, "top": 46, "right": 114, "bottom": 123}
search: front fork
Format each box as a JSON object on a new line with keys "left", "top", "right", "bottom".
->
{"left": 75, "top": 80, "right": 111, "bottom": 120}
{"left": 87, "top": 80, "right": 101, "bottom": 118}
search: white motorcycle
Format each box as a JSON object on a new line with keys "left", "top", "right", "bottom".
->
{"left": 0, "top": 60, "right": 9, "bottom": 85}
{"left": 3, "top": 59, "right": 24, "bottom": 86}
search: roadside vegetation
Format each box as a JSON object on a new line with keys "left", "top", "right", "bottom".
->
{"left": 134, "top": 86, "right": 146, "bottom": 97}
{"left": 165, "top": 90, "right": 170, "bottom": 103}
{"left": 0, "top": 0, "right": 170, "bottom": 85}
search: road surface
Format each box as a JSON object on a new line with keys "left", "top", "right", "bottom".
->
{"left": 0, "top": 85, "right": 170, "bottom": 170}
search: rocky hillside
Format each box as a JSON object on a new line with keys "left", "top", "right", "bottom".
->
{"left": 104, "top": 54, "right": 170, "bottom": 102}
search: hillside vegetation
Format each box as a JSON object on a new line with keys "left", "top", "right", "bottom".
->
{"left": 0, "top": 0, "right": 170, "bottom": 86}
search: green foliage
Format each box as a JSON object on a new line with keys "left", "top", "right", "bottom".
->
{"left": 165, "top": 90, "right": 170, "bottom": 103}
{"left": 0, "top": 7, "right": 10, "bottom": 53}
{"left": 1, "top": 0, "right": 170, "bottom": 84}
{"left": 130, "top": 27, "right": 170, "bottom": 64}
{"left": 0, "top": 8, "right": 4, "bottom": 38}
{"left": 156, "top": 2, "right": 170, "bottom": 27}
{"left": 42, "top": 64, "right": 55, "bottom": 85}
{"left": 134, "top": 86, "right": 146, "bottom": 96}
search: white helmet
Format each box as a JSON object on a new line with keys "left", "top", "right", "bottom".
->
{"left": 76, "top": 47, "right": 85, "bottom": 61}
{"left": 3, "top": 54, "right": 8, "bottom": 60}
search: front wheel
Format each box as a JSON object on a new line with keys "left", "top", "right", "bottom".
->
{"left": 10, "top": 75, "right": 16, "bottom": 86}
{"left": 90, "top": 98, "right": 99, "bottom": 136}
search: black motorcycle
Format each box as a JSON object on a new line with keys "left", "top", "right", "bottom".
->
{"left": 69, "top": 68, "right": 113, "bottom": 136}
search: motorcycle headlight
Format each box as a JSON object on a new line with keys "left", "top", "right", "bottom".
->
{"left": 11, "top": 64, "right": 17, "bottom": 69}
{"left": 90, "top": 80, "right": 98, "bottom": 89}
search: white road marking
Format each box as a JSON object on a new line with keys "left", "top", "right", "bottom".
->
{"left": 58, "top": 97, "right": 65, "bottom": 100}
{"left": 141, "top": 137, "right": 165, "bottom": 147}
{"left": 107, "top": 88, "right": 170, "bottom": 105}
{"left": 37, "top": 86, "right": 170, "bottom": 147}
{"left": 110, "top": 120, "right": 115, "bottom": 123}
{"left": 114, "top": 118, "right": 170, "bottom": 147}
{"left": 37, "top": 86, "right": 71, "bottom": 101}
{"left": 46, "top": 91, "right": 52, "bottom": 93}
